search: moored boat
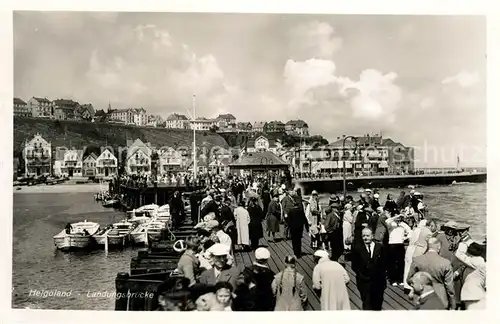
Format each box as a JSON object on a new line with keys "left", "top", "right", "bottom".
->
{"left": 53, "top": 221, "right": 100, "bottom": 251}
{"left": 102, "top": 199, "right": 119, "bottom": 208}
{"left": 146, "top": 221, "right": 166, "bottom": 242}
{"left": 130, "top": 223, "right": 148, "bottom": 245}
{"left": 107, "top": 221, "right": 136, "bottom": 247}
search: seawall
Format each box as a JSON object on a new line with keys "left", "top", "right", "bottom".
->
{"left": 294, "top": 172, "right": 487, "bottom": 195}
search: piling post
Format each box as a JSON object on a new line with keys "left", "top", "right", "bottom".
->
{"left": 115, "top": 272, "right": 130, "bottom": 310}
{"left": 104, "top": 234, "right": 109, "bottom": 253}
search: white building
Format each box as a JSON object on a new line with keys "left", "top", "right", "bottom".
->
{"left": 96, "top": 148, "right": 118, "bottom": 178}
{"left": 28, "top": 97, "right": 54, "bottom": 118}
{"left": 109, "top": 108, "right": 147, "bottom": 126}
{"left": 190, "top": 118, "right": 216, "bottom": 131}
{"left": 158, "top": 147, "right": 183, "bottom": 173}
{"left": 61, "top": 149, "right": 84, "bottom": 177}
{"left": 165, "top": 113, "right": 190, "bottom": 129}
{"left": 126, "top": 139, "right": 152, "bottom": 175}
{"left": 243, "top": 135, "right": 283, "bottom": 156}
{"left": 23, "top": 133, "right": 52, "bottom": 177}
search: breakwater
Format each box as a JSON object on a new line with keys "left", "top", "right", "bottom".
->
{"left": 295, "top": 172, "right": 487, "bottom": 195}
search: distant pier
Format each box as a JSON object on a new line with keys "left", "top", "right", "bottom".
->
{"left": 294, "top": 172, "right": 487, "bottom": 195}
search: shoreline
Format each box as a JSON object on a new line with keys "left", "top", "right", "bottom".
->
{"left": 13, "top": 183, "right": 103, "bottom": 194}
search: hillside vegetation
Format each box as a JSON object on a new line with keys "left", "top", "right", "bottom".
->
{"left": 13, "top": 117, "right": 229, "bottom": 157}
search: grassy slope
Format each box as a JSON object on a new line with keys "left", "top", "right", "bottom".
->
{"left": 13, "top": 117, "right": 229, "bottom": 156}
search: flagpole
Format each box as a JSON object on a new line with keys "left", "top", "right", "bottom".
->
{"left": 192, "top": 94, "right": 197, "bottom": 182}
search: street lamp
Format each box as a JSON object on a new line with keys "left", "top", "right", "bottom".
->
{"left": 342, "top": 136, "right": 358, "bottom": 198}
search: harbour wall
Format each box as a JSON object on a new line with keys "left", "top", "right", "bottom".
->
{"left": 294, "top": 172, "right": 487, "bottom": 195}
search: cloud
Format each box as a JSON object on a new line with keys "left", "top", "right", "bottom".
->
{"left": 442, "top": 70, "right": 480, "bottom": 87}
{"left": 420, "top": 97, "right": 435, "bottom": 109}
{"left": 283, "top": 60, "right": 402, "bottom": 123}
{"left": 288, "top": 21, "right": 343, "bottom": 60}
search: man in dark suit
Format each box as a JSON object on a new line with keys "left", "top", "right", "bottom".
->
{"left": 408, "top": 271, "right": 446, "bottom": 310}
{"left": 351, "top": 227, "right": 387, "bottom": 310}
{"left": 287, "top": 196, "right": 310, "bottom": 257}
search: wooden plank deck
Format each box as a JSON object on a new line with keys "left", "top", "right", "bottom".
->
{"left": 234, "top": 229, "right": 414, "bottom": 311}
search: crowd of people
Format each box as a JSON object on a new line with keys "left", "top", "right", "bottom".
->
{"left": 152, "top": 176, "right": 486, "bottom": 312}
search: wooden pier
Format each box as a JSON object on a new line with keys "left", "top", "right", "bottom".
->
{"left": 235, "top": 231, "right": 414, "bottom": 310}
{"left": 115, "top": 223, "right": 414, "bottom": 311}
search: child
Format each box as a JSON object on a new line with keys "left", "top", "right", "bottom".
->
{"left": 212, "top": 281, "right": 234, "bottom": 311}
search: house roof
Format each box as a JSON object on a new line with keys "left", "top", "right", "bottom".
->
{"left": 216, "top": 113, "right": 236, "bottom": 120}
{"left": 14, "top": 98, "right": 27, "bottom": 105}
{"left": 253, "top": 121, "right": 267, "bottom": 128}
{"left": 80, "top": 104, "right": 95, "bottom": 115}
{"left": 267, "top": 121, "right": 285, "bottom": 127}
{"left": 95, "top": 109, "right": 107, "bottom": 116}
{"left": 329, "top": 136, "right": 394, "bottom": 148}
{"left": 83, "top": 153, "right": 99, "bottom": 162}
{"left": 285, "top": 119, "right": 309, "bottom": 128}
{"left": 65, "top": 149, "right": 84, "bottom": 160}
{"left": 53, "top": 99, "right": 79, "bottom": 107}
{"left": 127, "top": 138, "right": 152, "bottom": 158}
{"left": 167, "top": 113, "right": 189, "bottom": 121}
{"left": 230, "top": 151, "right": 288, "bottom": 167}
{"left": 110, "top": 108, "right": 146, "bottom": 114}
{"left": 32, "top": 97, "right": 52, "bottom": 104}
{"left": 97, "top": 148, "right": 116, "bottom": 160}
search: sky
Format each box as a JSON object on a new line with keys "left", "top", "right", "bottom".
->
{"left": 13, "top": 12, "right": 486, "bottom": 167}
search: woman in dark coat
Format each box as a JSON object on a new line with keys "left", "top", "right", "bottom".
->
{"left": 266, "top": 193, "right": 281, "bottom": 242}
{"left": 262, "top": 188, "right": 271, "bottom": 215}
{"left": 247, "top": 197, "right": 264, "bottom": 250}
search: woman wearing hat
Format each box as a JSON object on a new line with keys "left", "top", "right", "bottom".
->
{"left": 266, "top": 193, "right": 281, "bottom": 242}
{"left": 455, "top": 234, "right": 486, "bottom": 310}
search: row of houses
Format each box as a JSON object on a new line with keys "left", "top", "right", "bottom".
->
{"left": 20, "top": 131, "right": 414, "bottom": 179}
{"left": 14, "top": 98, "right": 165, "bottom": 127}
{"left": 166, "top": 112, "right": 310, "bottom": 136}
{"left": 15, "top": 96, "right": 310, "bottom": 135}
{"left": 14, "top": 97, "right": 96, "bottom": 121}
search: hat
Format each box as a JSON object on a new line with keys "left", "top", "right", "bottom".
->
{"left": 329, "top": 194, "right": 338, "bottom": 201}
{"left": 376, "top": 206, "right": 384, "bottom": 213}
{"left": 281, "top": 184, "right": 286, "bottom": 190}
{"left": 356, "top": 205, "right": 363, "bottom": 210}
{"left": 414, "top": 192, "right": 421, "bottom": 196}
{"left": 205, "top": 220, "right": 219, "bottom": 230}
{"left": 365, "top": 189, "right": 372, "bottom": 193}
{"left": 373, "top": 193, "right": 379, "bottom": 199}
{"left": 255, "top": 247, "right": 271, "bottom": 260}
{"left": 344, "top": 203, "right": 352, "bottom": 210}
{"left": 313, "top": 250, "right": 329, "bottom": 259}
{"left": 219, "top": 188, "right": 226, "bottom": 193}
{"left": 410, "top": 189, "right": 416, "bottom": 194}
{"left": 207, "top": 243, "right": 230, "bottom": 256}
{"left": 311, "top": 190, "right": 318, "bottom": 195}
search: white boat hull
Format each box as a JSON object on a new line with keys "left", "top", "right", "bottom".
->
{"left": 53, "top": 221, "right": 100, "bottom": 251}
{"left": 53, "top": 232, "right": 94, "bottom": 250}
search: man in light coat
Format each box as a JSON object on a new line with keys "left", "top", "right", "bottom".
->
{"left": 408, "top": 237, "right": 456, "bottom": 310}
{"left": 312, "top": 250, "right": 351, "bottom": 310}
